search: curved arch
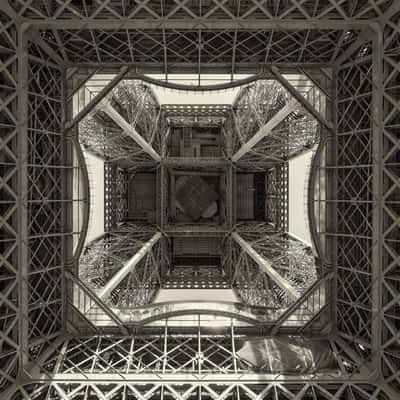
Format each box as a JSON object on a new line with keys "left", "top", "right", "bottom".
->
{"left": 72, "top": 132, "right": 91, "bottom": 263}
{"left": 135, "top": 73, "right": 263, "bottom": 92}
{"left": 112, "top": 300, "right": 281, "bottom": 326}
{"left": 307, "top": 138, "right": 326, "bottom": 264}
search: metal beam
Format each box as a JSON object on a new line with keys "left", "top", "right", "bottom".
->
{"left": 28, "top": 19, "right": 371, "bottom": 30}
{"left": 371, "top": 27, "right": 383, "bottom": 376}
{"left": 269, "top": 66, "right": 334, "bottom": 132}
{"left": 66, "top": 271, "right": 127, "bottom": 333}
{"left": 163, "top": 157, "right": 229, "bottom": 168}
{"left": 232, "top": 232, "right": 300, "bottom": 301}
{"left": 66, "top": 66, "right": 129, "bottom": 130}
{"left": 271, "top": 273, "right": 333, "bottom": 335}
{"left": 97, "top": 232, "right": 162, "bottom": 300}
{"left": 17, "top": 29, "right": 29, "bottom": 373}
{"left": 334, "top": 30, "right": 370, "bottom": 66}
{"left": 27, "top": 371, "right": 367, "bottom": 384}
{"left": 98, "top": 100, "right": 161, "bottom": 161}
{"left": 232, "top": 98, "right": 297, "bottom": 162}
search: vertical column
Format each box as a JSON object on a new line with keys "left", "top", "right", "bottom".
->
{"left": 380, "top": 12, "right": 400, "bottom": 389}
{"left": 327, "top": 68, "right": 338, "bottom": 329}
{"left": 273, "top": 163, "right": 288, "bottom": 232}
{"left": 62, "top": 69, "right": 75, "bottom": 332}
{"left": 17, "top": 27, "right": 29, "bottom": 373}
{"left": 371, "top": 26, "right": 383, "bottom": 376}
{"left": 226, "top": 165, "right": 233, "bottom": 228}
{"left": 158, "top": 165, "right": 167, "bottom": 228}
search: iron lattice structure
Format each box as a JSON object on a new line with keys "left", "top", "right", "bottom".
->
{"left": 0, "top": 1, "right": 399, "bottom": 399}
{"left": 104, "top": 164, "right": 128, "bottom": 231}
{"left": 78, "top": 225, "right": 165, "bottom": 308}
{"left": 231, "top": 224, "right": 319, "bottom": 307}
{"left": 78, "top": 80, "right": 162, "bottom": 164}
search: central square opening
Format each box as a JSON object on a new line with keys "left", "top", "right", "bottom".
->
{"left": 169, "top": 170, "right": 224, "bottom": 224}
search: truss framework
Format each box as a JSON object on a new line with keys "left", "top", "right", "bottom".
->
{"left": 0, "top": 2, "right": 399, "bottom": 398}
{"left": 104, "top": 164, "right": 128, "bottom": 231}
{"left": 230, "top": 225, "right": 319, "bottom": 309}
{"left": 7, "top": 329, "right": 395, "bottom": 399}
{"left": 78, "top": 80, "right": 161, "bottom": 164}
{"left": 77, "top": 225, "right": 167, "bottom": 309}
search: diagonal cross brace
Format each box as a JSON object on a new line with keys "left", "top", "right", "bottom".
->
{"left": 97, "top": 232, "right": 162, "bottom": 301}
{"left": 232, "top": 232, "right": 300, "bottom": 301}
{"left": 269, "top": 66, "right": 333, "bottom": 133}
{"left": 66, "top": 66, "right": 130, "bottom": 130}
{"left": 231, "top": 98, "right": 298, "bottom": 162}
{"left": 98, "top": 99, "right": 162, "bottom": 161}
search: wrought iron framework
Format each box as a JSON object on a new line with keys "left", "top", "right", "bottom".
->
{"left": 0, "top": 1, "right": 399, "bottom": 399}
{"left": 230, "top": 225, "right": 320, "bottom": 308}
{"left": 77, "top": 225, "right": 166, "bottom": 309}
{"left": 104, "top": 164, "right": 128, "bottom": 231}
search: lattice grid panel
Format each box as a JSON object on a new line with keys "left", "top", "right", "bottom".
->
{"left": 381, "top": 10, "right": 400, "bottom": 392}
{"left": 26, "top": 41, "right": 70, "bottom": 371}
{"left": 335, "top": 44, "right": 374, "bottom": 365}
{"left": 0, "top": 12, "right": 19, "bottom": 394}
{"left": 8, "top": 1, "right": 392, "bottom": 21}
{"left": 12, "top": 382, "right": 393, "bottom": 400}
{"left": 31, "top": 28, "right": 367, "bottom": 71}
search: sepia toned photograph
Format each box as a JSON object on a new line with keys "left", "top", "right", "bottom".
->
{"left": 0, "top": 1, "right": 399, "bottom": 399}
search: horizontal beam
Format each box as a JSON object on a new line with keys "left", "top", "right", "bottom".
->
{"left": 232, "top": 232, "right": 300, "bottom": 301}
{"left": 28, "top": 372, "right": 361, "bottom": 384}
{"left": 97, "top": 232, "right": 162, "bottom": 300}
{"left": 232, "top": 98, "right": 297, "bottom": 162}
{"left": 163, "top": 157, "right": 229, "bottom": 168}
{"left": 27, "top": 19, "right": 370, "bottom": 30}
{"left": 98, "top": 100, "right": 161, "bottom": 161}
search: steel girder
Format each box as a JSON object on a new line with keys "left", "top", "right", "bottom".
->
{"left": 5, "top": 330, "right": 394, "bottom": 399}
{"left": 380, "top": 10, "right": 400, "bottom": 393}
{"left": 334, "top": 29, "right": 380, "bottom": 378}
{"left": 231, "top": 74, "right": 323, "bottom": 165}
{"left": 1, "top": 0, "right": 393, "bottom": 77}
{"left": 6, "top": 0, "right": 393, "bottom": 21}
{"left": 0, "top": 14, "right": 20, "bottom": 394}
{"left": 16, "top": 332, "right": 372, "bottom": 378}
{"left": 0, "top": 5, "right": 399, "bottom": 400}
{"left": 104, "top": 164, "right": 128, "bottom": 231}
{"left": 24, "top": 38, "right": 68, "bottom": 374}
{"left": 230, "top": 226, "right": 320, "bottom": 310}
{"left": 77, "top": 79, "right": 162, "bottom": 164}
{"left": 10, "top": 382, "right": 395, "bottom": 400}
{"left": 77, "top": 225, "right": 166, "bottom": 310}
{"left": 0, "top": 19, "right": 78, "bottom": 397}
{"left": 266, "top": 164, "right": 288, "bottom": 231}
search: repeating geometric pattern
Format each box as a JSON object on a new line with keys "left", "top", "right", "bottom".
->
{"left": 231, "top": 225, "right": 319, "bottom": 310}
{"left": 33, "top": 29, "right": 366, "bottom": 70}
{"left": 104, "top": 164, "right": 128, "bottom": 231}
{"left": 10, "top": 382, "right": 394, "bottom": 400}
{"left": 381, "top": 10, "right": 400, "bottom": 392}
{"left": 26, "top": 41, "right": 66, "bottom": 367}
{"left": 8, "top": 0, "right": 393, "bottom": 20}
{"left": 79, "top": 80, "right": 161, "bottom": 165}
{"left": 336, "top": 42, "right": 375, "bottom": 366}
{"left": 78, "top": 225, "right": 167, "bottom": 308}
{"left": 0, "top": 12, "right": 19, "bottom": 394}
{"left": 266, "top": 163, "right": 288, "bottom": 231}
{"left": 0, "top": 3, "right": 399, "bottom": 399}
{"left": 163, "top": 266, "right": 230, "bottom": 289}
